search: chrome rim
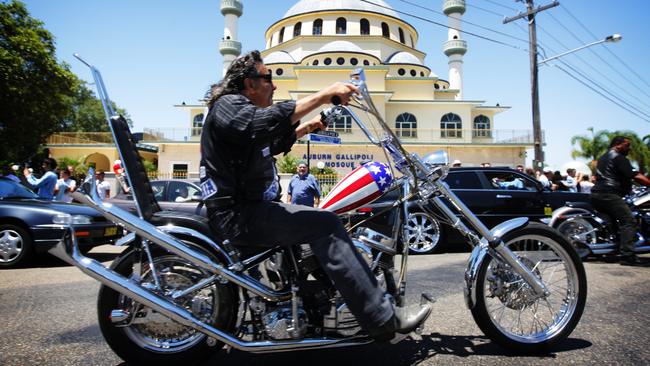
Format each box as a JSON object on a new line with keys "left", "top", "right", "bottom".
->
{"left": 557, "top": 218, "right": 596, "bottom": 245}
{"left": 120, "top": 255, "right": 220, "bottom": 353}
{"left": 482, "top": 234, "right": 580, "bottom": 343}
{"left": 0, "top": 229, "right": 23, "bottom": 263}
{"left": 404, "top": 212, "right": 441, "bottom": 253}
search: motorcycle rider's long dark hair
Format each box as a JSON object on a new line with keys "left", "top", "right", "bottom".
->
{"left": 207, "top": 50, "right": 263, "bottom": 108}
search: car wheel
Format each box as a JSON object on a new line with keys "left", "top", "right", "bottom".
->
{"left": 403, "top": 212, "right": 444, "bottom": 254}
{"left": 0, "top": 224, "right": 34, "bottom": 268}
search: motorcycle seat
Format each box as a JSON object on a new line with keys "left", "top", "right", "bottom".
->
{"left": 151, "top": 210, "right": 213, "bottom": 238}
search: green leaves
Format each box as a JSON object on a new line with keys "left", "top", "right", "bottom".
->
{"left": 571, "top": 128, "right": 650, "bottom": 174}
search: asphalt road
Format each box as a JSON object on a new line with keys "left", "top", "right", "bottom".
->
{"left": 1, "top": 246, "right": 649, "bottom": 366}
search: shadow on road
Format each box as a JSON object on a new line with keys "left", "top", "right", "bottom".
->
{"left": 22, "top": 248, "right": 123, "bottom": 269}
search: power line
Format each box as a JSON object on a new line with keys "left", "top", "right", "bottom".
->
{"left": 465, "top": 2, "right": 505, "bottom": 17}
{"left": 397, "top": 0, "right": 530, "bottom": 44}
{"left": 476, "top": 0, "right": 518, "bottom": 12}
{"left": 360, "top": 0, "right": 528, "bottom": 51}
{"left": 560, "top": 3, "right": 650, "bottom": 90}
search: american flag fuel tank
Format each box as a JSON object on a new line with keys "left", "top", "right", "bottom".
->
{"left": 320, "top": 161, "right": 392, "bottom": 214}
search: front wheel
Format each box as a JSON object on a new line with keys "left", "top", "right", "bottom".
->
{"left": 97, "top": 242, "right": 236, "bottom": 365}
{"left": 471, "top": 222, "right": 587, "bottom": 353}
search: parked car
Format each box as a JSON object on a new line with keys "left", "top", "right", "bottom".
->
{"left": 107, "top": 179, "right": 205, "bottom": 215}
{"left": 348, "top": 167, "right": 590, "bottom": 254}
{"left": 0, "top": 177, "right": 122, "bottom": 268}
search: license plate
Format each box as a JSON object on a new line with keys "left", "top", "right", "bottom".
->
{"left": 544, "top": 206, "right": 552, "bottom": 216}
{"left": 104, "top": 226, "right": 118, "bottom": 236}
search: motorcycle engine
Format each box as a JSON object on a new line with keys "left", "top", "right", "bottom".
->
{"left": 250, "top": 297, "right": 308, "bottom": 340}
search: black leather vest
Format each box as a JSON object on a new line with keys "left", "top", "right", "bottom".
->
{"left": 593, "top": 150, "right": 633, "bottom": 196}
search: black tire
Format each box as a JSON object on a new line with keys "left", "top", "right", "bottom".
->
{"left": 97, "top": 242, "right": 237, "bottom": 365}
{"left": 404, "top": 211, "right": 446, "bottom": 254}
{"left": 554, "top": 218, "right": 596, "bottom": 260}
{"left": 0, "top": 224, "right": 34, "bottom": 268}
{"left": 471, "top": 221, "right": 587, "bottom": 353}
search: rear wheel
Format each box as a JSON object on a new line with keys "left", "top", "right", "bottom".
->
{"left": 0, "top": 224, "right": 34, "bottom": 268}
{"left": 97, "top": 242, "right": 236, "bottom": 365}
{"left": 555, "top": 218, "right": 596, "bottom": 259}
{"left": 471, "top": 222, "right": 587, "bottom": 353}
{"left": 404, "top": 212, "right": 444, "bottom": 254}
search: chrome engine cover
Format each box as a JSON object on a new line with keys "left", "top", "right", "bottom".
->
{"left": 262, "top": 303, "right": 308, "bottom": 340}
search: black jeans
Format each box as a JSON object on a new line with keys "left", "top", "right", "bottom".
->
{"left": 209, "top": 200, "right": 393, "bottom": 331}
{"left": 591, "top": 192, "right": 637, "bottom": 257}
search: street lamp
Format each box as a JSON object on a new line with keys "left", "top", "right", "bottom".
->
{"left": 538, "top": 34, "right": 622, "bottom": 65}
{"left": 316, "top": 161, "right": 326, "bottom": 174}
{"left": 531, "top": 33, "right": 622, "bottom": 169}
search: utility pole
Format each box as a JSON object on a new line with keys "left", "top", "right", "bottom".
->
{"left": 504, "top": 0, "right": 558, "bottom": 170}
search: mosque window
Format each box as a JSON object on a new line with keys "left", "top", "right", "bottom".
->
{"left": 276, "top": 68, "right": 283, "bottom": 76}
{"left": 410, "top": 69, "right": 416, "bottom": 77}
{"left": 434, "top": 83, "right": 440, "bottom": 89}
{"left": 313, "top": 19, "right": 323, "bottom": 35}
{"left": 420, "top": 71, "right": 425, "bottom": 77}
{"left": 410, "top": 35, "right": 414, "bottom": 47}
{"left": 336, "top": 17, "right": 347, "bottom": 34}
{"left": 312, "top": 59, "right": 319, "bottom": 66}
{"left": 398, "top": 68, "right": 405, "bottom": 76}
{"left": 278, "top": 27, "right": 285, "bottom": 43}
{"left": 293, "top": 22, "right": 302, "bottom": 37}
{"left": 363, "top": 60, "right": 370, "bottom": 66}
{"left": 330, "top": 109, "right": 353, "bottom": 133}
{"left": 324, "top": 57, "right": 332, "bottom": 65}
{"left": 350, "top": 58, "right": 358, "bottom": 65}
{"left": 473, "top": 115, "right": 491, "bottom": 137}
{"left": 441, "top": 113, "right": 462, "bottom": 138}
{"left": 360, "top": 18, "right": 370, "bottom": 35}
{"left": 381, "top": 22, "right": 390, "bottom": 38}
{"left": 453, "top": 35, "right": 458, "bottom": 40}
{"left": 396, "top": 113, "right": 417, "bottom": 138}
{"left": 192, "top": 113, "right": 204, "bottom": 136}
{"left": 337, "top": 57, "right": 345, "bottom": 65}
{"left": 399, "top": 28, "right": 405, "bottom": 44}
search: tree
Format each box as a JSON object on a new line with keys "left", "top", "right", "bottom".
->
{"left": 570, "top": 127, "right": 611, "bottom": 172}
{"left": 62, "top": 80, "right": 132, "bottom": 132}
{"left": 0, "top": 0, "right": 78, "bottom": 165}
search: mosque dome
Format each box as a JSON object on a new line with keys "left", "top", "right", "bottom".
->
{"left": 386, "top": 51, "right": 423, "bottom": 65}
{"left": 284, "top": 0, "right": 399, "bottom": 19}
{"left": 264, "top": 51, "right": 296, "bottom": 64}
{"left": 318, "top": 40, "right": 365, "bottom": 53}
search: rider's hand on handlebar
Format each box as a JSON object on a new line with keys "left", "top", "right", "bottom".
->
{"left": 321, "top": 82, "right": 358, "bottom": 106}
{"left": 295, "top": 115, "right": 326, "bottom": 139}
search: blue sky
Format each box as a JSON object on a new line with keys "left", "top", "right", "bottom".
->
{"left": 22, "top": 0, "right": 650, "bottom": 169}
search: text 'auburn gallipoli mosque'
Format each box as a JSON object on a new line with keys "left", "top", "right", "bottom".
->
{"left": 47, "top": 0, "right": 533, "bottom": 177}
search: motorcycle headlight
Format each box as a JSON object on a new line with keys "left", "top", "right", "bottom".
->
{"left": 52, "top": 214, "right": 92, "bottom": 225}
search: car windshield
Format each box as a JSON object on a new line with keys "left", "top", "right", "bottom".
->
{"left": 0, "top": 178, "right": 39, "bottom": 199}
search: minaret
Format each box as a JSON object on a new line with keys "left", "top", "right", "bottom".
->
{"left": 219, "top": 0, "right": 243, "bottom": 76}
{"left": 443, "top": 0, "right": 467, "bottom": 100}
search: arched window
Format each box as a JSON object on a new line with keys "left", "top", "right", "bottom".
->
{"left": 336, "top": 17, "right": 347, "bottom": 34}
{"left": 473, "top": 115, "right": 491, "bottom": 138}
{"left": 440, "top": 113, "right": 462, "bottom": 138}
{"left": 396, "top": 113, "right": 417, "bottom": 138}
{"left": 398, "top": 28, "right": 405, "bottom": 44}
{"left": 381, "top": 22, "right": 390, "bottom": 38}
{"left": 293, "top": 22, "right": 302, "bottom": 37}
{"left": 278, "top": 27, "right": 285, "bottom": 43}
{"left": 330, "top": 109, "right": 353, "bottom": 133}
{"left": 410, "top": 35, "right": 414, "bottom": 47}
{"left": 360, "top": 18, "right": 370, "bottom": 35}
{"left": 192, "top": 113, "right": 204, "bottom": 136}
{"left": 313, "top": 19, "right": 322, "bottom": 35}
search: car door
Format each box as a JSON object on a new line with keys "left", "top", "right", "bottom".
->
{"left": 167, "top": 181, "right": 202, "bottom": 214}
{"left": 479, "top": 170, "right": 545, "bottom": 224}
{"left": 444, "top": 170, "right": 495, "bottom": 224}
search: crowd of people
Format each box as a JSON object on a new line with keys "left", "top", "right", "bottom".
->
{"left": 0, "top": 158, "right": 112, "bottom": 202}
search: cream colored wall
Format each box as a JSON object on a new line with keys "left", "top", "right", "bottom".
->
{"left": 386, "top": 79, "right": 434, "bottom": 100}
{"left": 157, "top": 144, "right": 201, "bottom": 176}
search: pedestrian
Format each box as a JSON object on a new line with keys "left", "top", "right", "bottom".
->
{"left": 1, "top": 165, "right": 20, "bottom": 183}
{"left": 538, "top": 167, "right": 554, "bottom": 190}
{"left": 563, "top": 168, "right": 578, "bottom": 192}
{"left": 552, "top": 171, "right": 568, "bottom": 191}
{"left": 515, "top": 164, "right": 524, "bottom": 172}
{"left": 54, "top": 169, "right": 76, "bottom": 203}
{"left": 199, "top": 50, "right": 430, "bottom": 342}
{"left": 481, "top": 162, "right": 491, "bottom": 167}
{"left": 452, "top": 159, "right": 462, "bottom": 167}
{"left": 591, "top": 136, "right": 650, "bottom": 266}
{"left": 95, "top": 170, "right": 111, "bottom": 200}
{"left": 66, "top": 165, "right": 78, "bottom": 192}
{"left": 287, "top": 161, "right": 321, "bottom": 207}
{"left": 578, "top": 174, "right": 594, "bottom": 194}
{"left": 23, "top": 158, "right": 58, "bottom": 200}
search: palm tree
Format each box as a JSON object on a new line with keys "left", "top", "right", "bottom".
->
{"left": 570, "top": 127, "right": 610, "bottom": 172}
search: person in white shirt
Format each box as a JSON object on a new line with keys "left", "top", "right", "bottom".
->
{"left": 538, "top": 167, "right": 554, "bottom": 189}
{"left": 95, "top": 170, "right": 111, "bottom": 201}
{"left": 578, "top": 175, "right": 594, "bottom": 194}
{"left": 563, "top": 168, "right": 578, "bottom": 192}
{"left": 54, "top": 169, "right": 76, "bottom": 203}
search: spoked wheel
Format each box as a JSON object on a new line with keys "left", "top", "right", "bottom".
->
{"left": 471, "top": 222, "right": 587, "bottom": 353}
{"left": 97, "top": 242, "right": 236, "bottom": 366}
{"left": 404, "top": 212, "right": 443, "bottom": 254}
{"left": 555, "top": 218, "right": 595, "bottom": 259}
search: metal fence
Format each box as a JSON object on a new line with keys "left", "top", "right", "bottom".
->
{"left": 313, "top": 174, "right": 340, "bottom": 197}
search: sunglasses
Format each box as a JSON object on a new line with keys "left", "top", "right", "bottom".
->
{"left": 250, "top": 72, "right": 273, "bottom": 82}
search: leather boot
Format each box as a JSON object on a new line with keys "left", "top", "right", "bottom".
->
{"left": 369, "top": 303, "right": 432, "bottom": 341}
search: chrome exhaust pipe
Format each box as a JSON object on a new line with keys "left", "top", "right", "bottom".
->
{"left": 48, "top": 230, "right": 372, "bottom": 353}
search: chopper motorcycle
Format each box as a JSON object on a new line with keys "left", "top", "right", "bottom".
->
{"left": 48, "top": 56, "right": 587, "bottom": 365}
{"left": 550, "top": 186, "right": 650, "bottom": 258}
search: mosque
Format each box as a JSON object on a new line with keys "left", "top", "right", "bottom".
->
{"left": 46, "top": 0, "right": 532, "bottom": 178}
